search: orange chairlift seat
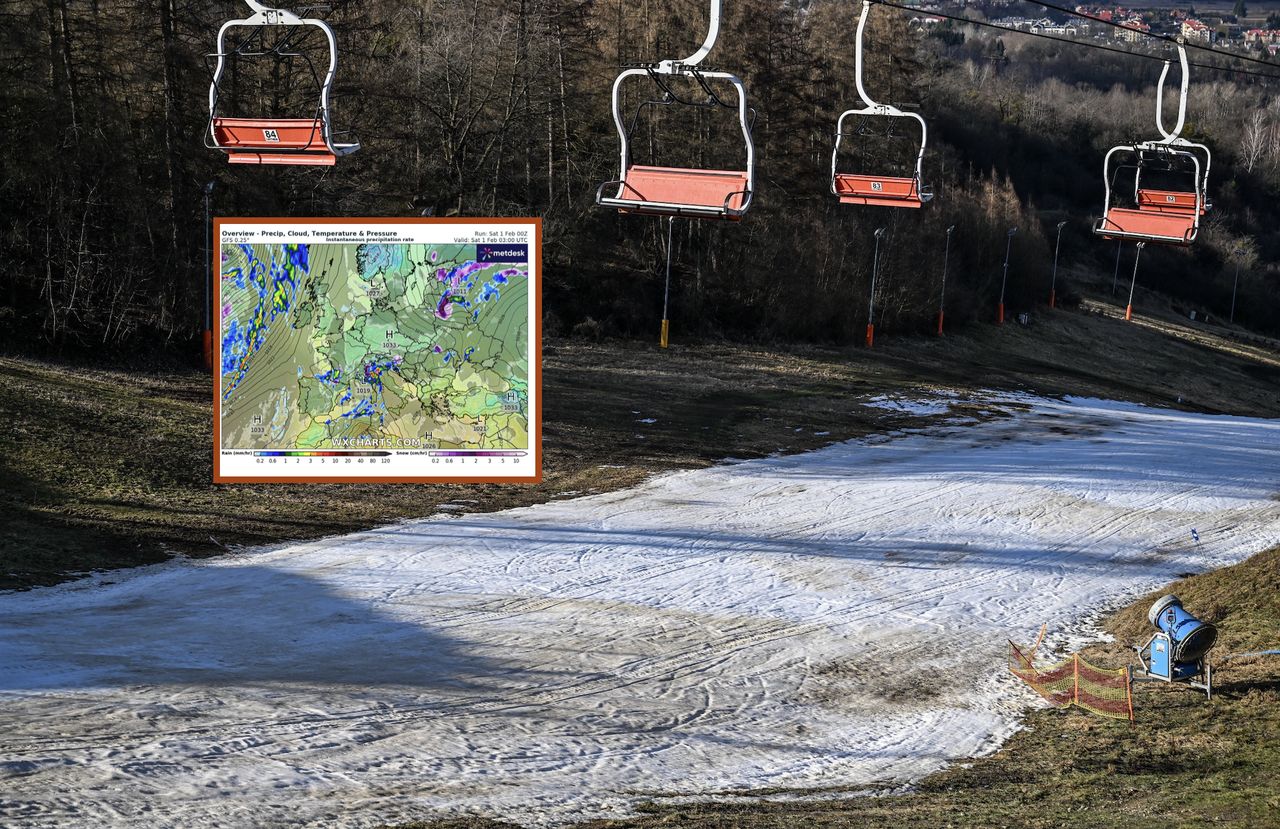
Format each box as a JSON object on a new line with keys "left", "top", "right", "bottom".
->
{"left": 1095, "top": 41, "right": 1210, "bottom": 247}
{"left": 1095, "top": 205, "right": 1199, "bottom": 246}
{"left": 596, "top": 0, "right": 755, "bottom": 221}
{"left": 207, "top": 1, "right": 360, "bottom": 166}
{"left": 830, "top": 0, "right": 933, "bottom": 208}
{"left": 608, "top": 166, "right": 751, "bottom": 217}
{"left": 834, "top": 173, "right": 928, "bottom": 208}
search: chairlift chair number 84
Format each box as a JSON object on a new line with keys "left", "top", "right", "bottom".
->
{"left": 207, "top": 0, "right": 360, "bottom": 166}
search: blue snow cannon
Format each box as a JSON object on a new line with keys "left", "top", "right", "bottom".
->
{"left": 1133, "top": 594, "right": 1217, "bottom": 698}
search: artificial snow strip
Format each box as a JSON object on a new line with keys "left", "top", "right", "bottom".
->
{"left": 2, "top": 396, "right": 1278, "bottom": 828}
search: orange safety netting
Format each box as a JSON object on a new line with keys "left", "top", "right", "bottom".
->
{"left": 1009, "top": 625, "right": 1134, "bottom": 722}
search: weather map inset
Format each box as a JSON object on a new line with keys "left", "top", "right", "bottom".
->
{"left": 214, "top": 219, "right": 539, "bottom": 482}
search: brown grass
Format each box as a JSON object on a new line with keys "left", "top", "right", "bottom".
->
{"left": 3, "top": 295, "right": 1278, "bottom": 591}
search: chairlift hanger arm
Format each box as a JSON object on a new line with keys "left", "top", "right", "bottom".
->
{"left": 664, "top": 0, "right": 722, "bottom": 72}
{"left": 1155, "top": 40, "right": 1189, "bottom": 143}
{"left": 615, "top": 0, "right": 722, "bottom": 76}
{"left": 619, "top": 0, "right": 729, "bottom": 77}
{"left": 854, "top": 0, "right": 880, "bottom": 111}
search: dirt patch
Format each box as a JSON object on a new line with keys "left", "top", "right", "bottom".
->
{"left": 806, "top": 656, "right": 949, "bottom": 709}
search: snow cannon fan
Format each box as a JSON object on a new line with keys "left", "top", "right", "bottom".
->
{"left": 1131, "top": 594, "right": 1217, "bottom": 699}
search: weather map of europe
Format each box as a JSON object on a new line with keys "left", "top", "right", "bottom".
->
{"left": 215, "top": 224, "right": 535, "bottom": 481}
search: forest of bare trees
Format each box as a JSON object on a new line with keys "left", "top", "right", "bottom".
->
{"left": 1, "top": 0, "right": 1277, "bottom": 358}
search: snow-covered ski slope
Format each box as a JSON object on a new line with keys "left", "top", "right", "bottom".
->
{"left": 3, "top": 395, "right": 1279, "bottom": 828}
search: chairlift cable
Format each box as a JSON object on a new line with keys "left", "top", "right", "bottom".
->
{"left": 1023, "top": 0, "right": 1280, "bottom": 73}
{"left": 875, "top": 0, "right": 1280, "bottom": 82}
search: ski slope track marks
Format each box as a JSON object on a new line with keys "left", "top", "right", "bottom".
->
{"left": 2, "top": 395, "right": 1279, "bottom": 827}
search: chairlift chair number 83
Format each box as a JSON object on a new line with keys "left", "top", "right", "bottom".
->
{"left": 831, "top": 0, "right": 933, "bottom": 208}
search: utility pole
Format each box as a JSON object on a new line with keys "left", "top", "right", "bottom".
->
{"left": 203, "top": 181, "right": 216, "bottom": 372}
{"left": 868, "top": 227, "right": 886, "bottom": 348}
{"left": 938, "top": 224, "right": 955, "bottom": 336}
{"left": 1049, "top": 220, "right": 1067, "bottom": 309}
{"left": 998, "top": 226, "right": 1017, "bottom": 325}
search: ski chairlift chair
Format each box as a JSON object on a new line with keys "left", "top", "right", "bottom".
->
{"left": 1095, "top": 40, "right": 1210, "bottom": 246}
{"left": 595, "top": 0, "right": 755, "bottom": 221}
{"left": 207, "top": 0, "right": 360, "bottom": 166}
{"left": 831, "top": 0, "right": 933, "bottom": 208}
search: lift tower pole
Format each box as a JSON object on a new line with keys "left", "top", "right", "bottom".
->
{"left": 938, "top": 224, "right": 955, "bottom": 335}
{"left": 203, "top": 181, "right": 216, "bottom": 371}
{"left": 998, "top": 226, "right": 1017, "bottom": 325}
{"left": 1049, "top": 220, "right": 1067, "bottom": 309}
{"left": 867, "top": 227, "right": 886, "bottom": 347}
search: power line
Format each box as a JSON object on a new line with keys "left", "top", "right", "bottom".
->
{"left": 876, "top": 0, "right": 1280, "bottom": 81}
{"left": 1025, "top": 0, "right": 1280, "bottom": 72}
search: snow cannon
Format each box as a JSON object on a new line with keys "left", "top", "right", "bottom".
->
{"left": 1132, "top": 594, "right": 1216, "bottom": 699}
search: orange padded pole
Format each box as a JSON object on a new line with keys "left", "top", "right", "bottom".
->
{"left": 1049, "top": 289, "right": 1056, "bottom": 309}
{"left": 936, "top": 310, "right": 944, "bottom": 336}
{"left": 996, "top": 302, "right": 1005, "bottom": 325}
{"left": 661, "top": 217, "right": 674, "bottom": 350}
{"left": 865, "top": 323, "right": 875, "bottom": 349}
{"left": 203, "top": 329, "right": 214, "bottom": 372}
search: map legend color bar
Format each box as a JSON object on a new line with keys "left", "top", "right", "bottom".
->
{"left": 254, "top": 451, "right": 391, "bottom": 458}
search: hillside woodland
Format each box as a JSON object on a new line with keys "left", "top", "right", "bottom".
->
{"left": 2, "top": 0, "right": 1277, "bottom": 355}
